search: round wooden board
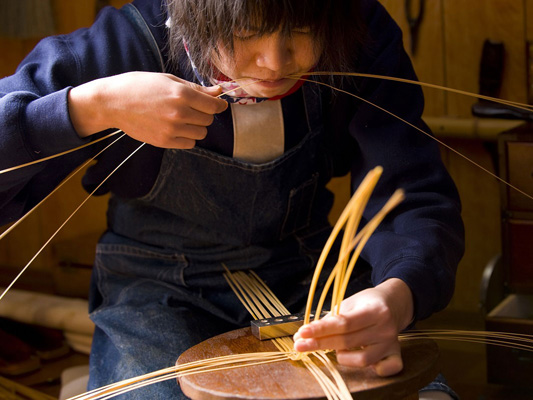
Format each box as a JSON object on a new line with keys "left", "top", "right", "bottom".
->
{"left": 177, "top": 328, "right": 440, "bottom": 400}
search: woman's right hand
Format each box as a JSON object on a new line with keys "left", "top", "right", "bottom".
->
{"left": 68, "top": 71, "right": 228, "bottom": 148}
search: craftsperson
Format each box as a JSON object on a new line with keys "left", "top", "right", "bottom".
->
{"left": 0, "top": 0, "right": 464, "bottom": 399}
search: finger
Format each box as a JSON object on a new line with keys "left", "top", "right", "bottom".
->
{"left": 148, "top": 135, "right": 198, "bottom": 150}
{"left": 296, "top": 316, "right": 346, "bottom": 338}
{"left": 294, "top": 319, "right": 352, "bottom": 352}
{"left": 336, "top": 340, "right": 402, "bottom": 374}
{"left": 170, "top": 77, "right": 228, "bottom": 114}
{"left": 184, "top": 90, "right": 228, "bottom": 115}
{"left": 373, "top": 353, "right": 404, "bottom": 377}
{"left": 296, "top": 315, "right": 374, "bottom": 341}
{"left": 293, "top": 336, "right": 319, "bottom": 352}
{"left": 174, "top": 124, "right": 209, "bottom": 141}
{"left": 163, "top": 133, "right": 203, "bottom": 150}
{"left": 149, "top": 125, "right": 208, "bottom": 148}
{"left": 293, "top": 331, "right": 359, "bottom": 353}
{"left": 169, "top": 136, "right": 197, "bottom": 149}
{"left": 171, "top": 106, "right": 216, "bottom": 128}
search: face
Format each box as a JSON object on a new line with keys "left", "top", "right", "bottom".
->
{"left": 211, "top": 29, "right": 322, "bottom": 98}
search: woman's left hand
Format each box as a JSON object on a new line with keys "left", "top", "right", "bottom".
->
{"left": 293, "top": 278, "right": 414, "bottom": 377}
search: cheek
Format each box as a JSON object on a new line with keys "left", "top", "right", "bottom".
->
{"left": 295, "top": 38, "right": 322, "bottom": 69}
{"left": 213, "top": 46, "right": 252, "bottom": 79}
{"left": 231, "top": 44, "right": 255, "bottom": 74}
{"left": 212, "top": 46, "right": 241, "bottom": 79}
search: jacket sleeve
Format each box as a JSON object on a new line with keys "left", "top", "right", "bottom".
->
{"left": 347, "top": 0, "right": 465, "bottom": 321}
{"left": 0, "top": 3, "right": 164, "bottom": 225}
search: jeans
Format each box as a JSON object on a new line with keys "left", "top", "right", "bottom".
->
{"left": 87, "top": 237, "right": 458, "bottom": 399}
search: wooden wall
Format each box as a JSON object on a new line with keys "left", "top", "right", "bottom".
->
{"left": 0, "top": 1, "right": 129, "bottom": 279}
{"left": 330, "top": 1, "right": 533, "bottom": 313}
{"left": 378, "top": 0, "right": 532, "bottom": 312}
{"left": 380, "top": 0, "right": 530, "bottom": 116}
{"left": 1, "top": 1, "right": 532, "bottom": 314}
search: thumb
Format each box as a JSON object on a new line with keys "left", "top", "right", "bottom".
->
{"left": 170, "top": 75, "right": 224, "bottom": 97}
{"left": 190, "top": 83, "right": 224, "bottom": 97}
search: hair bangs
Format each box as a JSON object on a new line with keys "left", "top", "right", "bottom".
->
{"left": 167, "top": 0, "right": 365, "bottom": 84}
{"left": 230, "top": 0, "right": 329, "bottom": 37}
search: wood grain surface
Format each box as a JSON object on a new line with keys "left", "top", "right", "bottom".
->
{"left": 177, "top": 328, "right": 440, "bottom": 400}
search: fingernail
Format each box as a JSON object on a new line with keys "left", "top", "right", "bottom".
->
{"left": 294, "top": 338, "right": 316, "bottom": 352}
{"left": 298, "top": 324, "right": 313, "bottom": 337}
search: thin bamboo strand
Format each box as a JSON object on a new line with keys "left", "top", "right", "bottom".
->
{"left": 237, "top": 272, "right": 284, "bottom": 317}
{"left": 231, "top": 271, "right": 273, "bottom": 318}
{"left": 335, "top": 189, "right": 405, "bottom": 308}
{"left": 223, "top": 269, "right": 352, "bottom": 400}
{"left": 314, "top": 351, "right": 352, "bottom": 399}
{"left": 400, "top": 330, "right": 533, "bottom": 349}
{"left": 303, "top": 166, "right": 384, "bottom": 324}
{"left": 224, "top": 267, "right": 353, "bottom": 400}
{"left": 0, "top": 133, "right": 126, "bottom": 243}
{"left": 314, "top": 227, "right": 368, "bottom": 320}
{"left": 3, "top": 71, "right": 529, "bottom": 177}
{"left": 0, "top": 78, "right": 252, "bottom": 176}
{"left": 302, "top": 360, "right": 336, "bottom": 400}
{"left": 223, "top": 270, "right": 261, "bottom": 320}
{"left": 241, "top": 271, "right": 288, "bottom": 317}
{"left": 249, "top": 270, "right": 290, "bottom": 314}
{"left": 0, "top": 141, "right": 145, "bottom": 301}
{"left": 223, "top": 274, "right": 259, "bottom": 319}
{"left": 13, "top": 72, "right": 528, "bottom": 400}
{"left": 313, "top": 357, "right": 350, "bottom": 400}
{"left": 402, "top": 335, "right": 533, "bottom": 352}
{"left": 272, "top": 337, "right": 296, "bottom": 355}
{"left": 94, "top": 355, "right": 289, "bottom": 400}
{"left": 331, "top": 197, "right": 359, "bottom": 314}
{"left": 330, "top": 180, "right": 382, "bottom": 315}
{"left": 288, "top": 75, "right": 533, "bottom": 203}
{"left": 71, "top": 352, "right": 289, "bottom": 400}
{"left": 303, "top": 360, "right": 338, "bottom": 400}
{"left": 229, "top": 269, "right": 284, "bottom": 319}
{"left": 312, "top": 188, "right": 403, "bottom": 320}
{"left": 4, "top": 70, "right": 529, "bottom": 308}
{"left": 0, "top": 130, "right": 122, "bottom": 175}
{"left": 71, "top": 352, "right": 284, "bottom": 400}
{"left": 402, "top": 329, "right": 533, "bottom": 340}
{"left": 246, "top": 273, "right": 289, "bottom": 315}
{"left": 0, "top": 79, "right": 246, "bottom": 243}
{"left": 289, "top": 72, "right": 533, "bottom": 112}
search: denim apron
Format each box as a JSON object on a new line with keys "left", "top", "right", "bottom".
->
{"left": 87, "top": 83, "right": 350, "bottom": 399}
{"left": 86, "top": 80, "right": 457, "bottom": 400}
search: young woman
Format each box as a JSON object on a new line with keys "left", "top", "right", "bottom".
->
{"left": 0, "top": 0, "right": 464, "bottom": 398}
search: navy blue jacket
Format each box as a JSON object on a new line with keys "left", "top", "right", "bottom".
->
{"left": 0, "top": 0, "right": 464, "bottom": 322}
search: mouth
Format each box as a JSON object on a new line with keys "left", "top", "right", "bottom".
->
{"left": 225, "top": 74, "right": 302, "bottom": 97}
{"left": 253, "top": 78, "right": 289, "bottom": 88}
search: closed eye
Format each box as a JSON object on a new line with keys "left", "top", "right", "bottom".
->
{"left": 233, "top": 29, "right": 259, "bottom": 40}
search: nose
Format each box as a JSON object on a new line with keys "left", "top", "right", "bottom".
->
{"left": 255, "top": 33, "right": 294, "bottom": 73}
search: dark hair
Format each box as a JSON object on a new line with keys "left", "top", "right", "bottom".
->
{"left": 166, "top": 0, "right": 366, "bottom": 84}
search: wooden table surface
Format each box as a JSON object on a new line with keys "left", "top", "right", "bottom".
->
{"left": 177, "top": 327, "right": 440, "bottom": 400}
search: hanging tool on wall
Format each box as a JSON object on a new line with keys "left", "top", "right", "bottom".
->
{"left": 527, "top": 41, "right": 533, "bottom": 105}
{"left": 472, "top": 39, "right": 533, "bottom": 121}
{"left": 405, "top": 0, "right": 425, "bottom": 56}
